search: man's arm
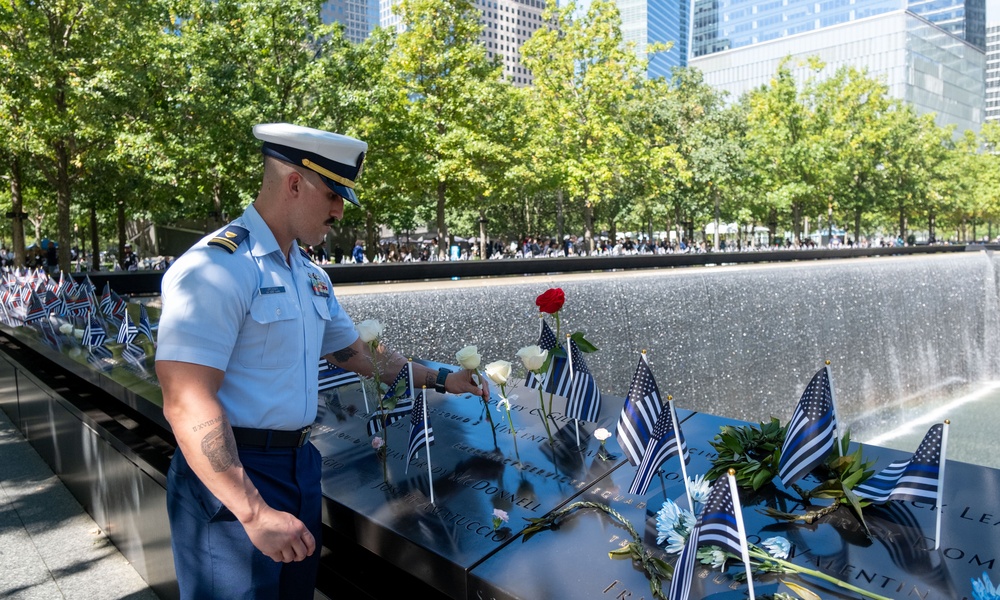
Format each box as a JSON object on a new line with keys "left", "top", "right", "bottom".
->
{"left": 157, "top": 359, "right": 316, "bottom": 563}
{"left": 326, "top": 338, "right": 489, "bottom": 399}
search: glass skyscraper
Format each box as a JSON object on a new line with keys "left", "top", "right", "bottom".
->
{"left": 692, "top": 0, "right": 985, "bottom": 58}
{"left": 689, "top": 10, "right": 985, "bottom": 133}
{"left": 616, "top": 0, "right": 691, "bottom": 77}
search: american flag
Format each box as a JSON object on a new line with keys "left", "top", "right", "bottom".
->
{"left": 628, "top": 398, "right": 688, "bottom": 495}
{"left": 137, "top": 304, "right": 155, "bottom": 343}
{"left": 82, "top": 311, "right": 108, "bottom": 347}
{"left": 617, "top": 354, "right": 664, "bottom": 467}
{"left": 43, "top": 289, "right": 63, "bottom": 317}
{"left": 854, "top": 423, "right": 945, "bottom": 504}
{"left": 366, "top": 365, "right": 414, "bottom": 436}
{"left": 66, "top": 289, "right": 92, "bottom": 316}
{"left": 565, "top": 338, "right": 601, "bottom": 422}
{"left": 668, "top": 511, "right": 699, "bottom": 600}
{"left": 318, "top": 358, "right": 360, "bottom": 390}
{"left": 406, "top": 389, "right": 434, "bottom": 464}
{"left": 524, "top": 319, "right": 570, "bottom": 397}
{"left": 668, "top": 473, "right": 751, "bottom": 600}
{"left": 116, "top": 311, "right": 138, "bottom": 344}
{"left": 100, "top": 283, "right": 128, "bottom": 323}
{"left": 24, "top": 290, "right": 47, "bottom": 323}
{"left": 777, "top": 365, "right": 838, "bottom": 485}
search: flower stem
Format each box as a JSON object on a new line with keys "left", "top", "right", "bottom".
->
{"left": 500, "top": 389, "right": 520, "bottom": 462}
{"left": 747, "top": 548, "right": 891, "bottom": 600}
{"left": 537, "top": 387, "right": 554, "bottom": 444}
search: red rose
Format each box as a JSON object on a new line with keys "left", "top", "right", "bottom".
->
{"left": 535, "top": 288, "right": 565, "bottom": 314}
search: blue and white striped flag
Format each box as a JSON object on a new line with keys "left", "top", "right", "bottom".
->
{"left": 628, "top": 398, "right": 689, "bottom": 495}
{"left": 669, "top": 472, "right": 754, "bottom": 600}
{"left": 406, "top": 389, "right": 434, "bottom": 464}
{"left": 777, "top": 365, "right": 838, "bottom": 485}
{"left": 121, "top": 342, "right": 148, "bottom": 371}
{"left": 137, "top": 304, "right": 155, "bottom": 343}
{"left": 366, "top": 365, "right": 414, "bottom": 436}
{"left": 565, "top": 338, "right": 601, "bottom": 423}
{"left": 116, "top": 311, "right": 138, "bottom": 345}
{"left": 318, "top": 358, "right": 361, "bottom": 391}
{"left": 854, "top": 422, "right": 946, "bottom": 504}
{"left": 82, "top": 311, "right": 108, "bottom": 347}
{"left": 525, "top": 319, "right": 571, "bottom": 397}
{"left": 617, "top": 353, "right": 663, "bottom": 467}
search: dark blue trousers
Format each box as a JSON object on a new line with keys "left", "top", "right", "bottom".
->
{"left": 167, "top": 443, "right": 322, "bottom": 599}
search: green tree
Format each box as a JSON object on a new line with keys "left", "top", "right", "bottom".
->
{"left": 389, "top": 0, "right": 500, "bottom": 258}
{"left": 521, "top": 0, "right": 649, "bottom": 252}
{"left": 745, "top": 56, "right": 833, "bottom": 243}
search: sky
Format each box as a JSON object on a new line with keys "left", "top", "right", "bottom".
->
{"left": 990, "top": 0, "right": 1000, "bottom": 24}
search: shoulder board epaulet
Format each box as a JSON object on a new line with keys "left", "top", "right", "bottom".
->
{"left": 208, "top": 225, "right": 249, "bottom": 254}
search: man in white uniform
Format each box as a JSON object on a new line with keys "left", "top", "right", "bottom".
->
{"left": 155, "top": 123, "right": 487, "bottom": 599}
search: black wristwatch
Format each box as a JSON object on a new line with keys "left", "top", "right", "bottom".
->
{"left": 434, "top": 367, "right": 452, "bottom": 394}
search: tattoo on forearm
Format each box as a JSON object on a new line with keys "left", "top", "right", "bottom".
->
{"left": 331, "top": 347, "right": 357, "bottom": 362}
{"left": 192, "top": 415, "right": 224, "bottom": 433}
{"left": 424, "top": 372, "right": 435, "bottom": 389}
{"left": 202, "top": 424, "right": 241, "bottom": 473}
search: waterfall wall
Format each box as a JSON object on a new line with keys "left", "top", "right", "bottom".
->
{"left": 336, "top": 251, "right": 1000, "bottom": 434}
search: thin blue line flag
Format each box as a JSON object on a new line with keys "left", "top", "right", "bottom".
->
{"left": 617, "top": 355, "right": 663, "bottom": 467}
{"left": 854, "top": 423, "right": 944, "bottom": 504}
{"left": 777, "top": 365, "right": 838, "bottom": 485}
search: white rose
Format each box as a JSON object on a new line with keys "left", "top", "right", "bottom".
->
{"left": 484, "top": 360, "right": 512, "bottom": 385}
{"left": 73, "top": 328, "right": 85, "bottom": 340}
{"left": 357, "top": 319, "right": 383, "bottom": 344}
{"left": 594, "top": 427, "right": 612, "bottom": 442}
{"left": 516, "top": 345, "right": 548, "bottom": 372}
{"left": 59, "top": 323, "right": 74, "bottom": 335}
{"left": 455, "top": 345, "right": 481, "bottom": 370}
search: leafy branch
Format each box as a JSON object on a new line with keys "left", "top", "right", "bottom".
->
{"left": 522, "top": 501, "right": 673, "bottom": 599}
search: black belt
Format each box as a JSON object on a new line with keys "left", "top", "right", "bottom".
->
{"left": 231, "top": 426, "right": 312, "bottom": 449}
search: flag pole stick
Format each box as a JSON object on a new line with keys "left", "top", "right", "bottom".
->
{"left": 566, "top": 334, "right": 580, "bottom": 447}
{"left": 361, "top": 378, "right": 370, "bottom": 412}
{"left": 727, "top": 470, "right": 756, "bottom": 600}
{"left": 935, "top": 420, "right": 949, "bottom": 550}
{"left": 825, "top": 361, "right": 843, "bottom": 456}
{"left": 669, "top": 396, "right": 693, "bottom": 511}
{"left": 423, "top": 386, "right": 435, "bottom": 505}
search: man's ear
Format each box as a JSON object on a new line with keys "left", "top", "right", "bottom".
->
{"left": 286, "top": 170, "right": 303, "bottom": 196}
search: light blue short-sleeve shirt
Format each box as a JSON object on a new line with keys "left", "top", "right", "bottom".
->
{"left": 156, "top": 204, "right": 358, "bottom": 430}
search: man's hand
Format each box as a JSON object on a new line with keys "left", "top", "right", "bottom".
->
{"left": 241, "top": 505, "right": 316, "bottom": 563}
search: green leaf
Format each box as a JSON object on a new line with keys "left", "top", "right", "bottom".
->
{"left": 570, "top": 331, "right": 598, "bottom": 352}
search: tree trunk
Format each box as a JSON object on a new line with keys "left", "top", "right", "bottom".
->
{"left": 854, "top": 208, "right": 862, "bottom": 245}
{"left": 792, "top": 201, "right": 802, "bottom": 243}
{"left": 365, "top": 209, "right": 377, "bottom": 261}
{"left": 55, "top": 140, "right": 72, "bottom": 273}
{"left": 90, "top": 203, "right": 100, "bottom": 271}
{"left": 583, "top": 201, "right": 595, "bottom": 254}
{"left": 556, "top": 189, "right": 564, "bottom": 242}
{"left": 117, "top": 198, "right": 127, "bottom": 262}
{"left": 478, "top": 205, "right": 487, "bottom": 260}
{"left": 7, "top": 156, "right": 27, "bottom": 268}
{"left": 436, "top": 180, "right": 447, "bottom": 259}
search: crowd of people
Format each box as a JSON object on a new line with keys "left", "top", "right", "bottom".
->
{"left": 303, "top": 231, "right": 975, "bottom": 265}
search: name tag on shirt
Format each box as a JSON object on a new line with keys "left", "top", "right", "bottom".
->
{"left": 259, "top": 286, "right": 286, "bottom": 295}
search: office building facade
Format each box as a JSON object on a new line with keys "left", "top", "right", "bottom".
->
{"left": 692, "top": 0, "right": 985, "bottom": 58}
{"left": 322, "top": 0, "right": 376, "bottom": 44}
{"left": 689, "top": 10, "right": 985, "bottom": 133}
{"left": 377, "top": 0, "right": 547, "bottom": 86}
{"left": 987, "top": 23, "right": 1000, "bottom": 121}
{"left": 616, "top": 0, "right": 691, "bottom": 77}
